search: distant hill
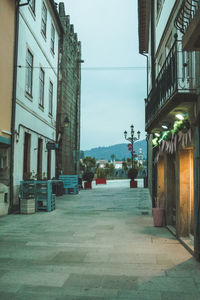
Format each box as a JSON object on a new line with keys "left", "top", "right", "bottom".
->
{"left": 83, "top": 139, "right": 147, "bottom": 161}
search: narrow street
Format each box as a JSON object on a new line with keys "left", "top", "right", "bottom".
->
{"left": 0, "top": 180, "right": 200, "bottom": 300}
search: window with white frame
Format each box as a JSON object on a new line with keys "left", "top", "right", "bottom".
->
{"left": 39, "top": 68, "right": 45, "bottom": 107}
{"left": 29, "top": 0, "right": 35, "bottom": 14}
{"left": 41, "top": 2, "right": 47, "bottom": 37}
{"left": 50, "top": 24, "right": 55, "bottom": 53}
{"left": 25, "top": 50, "right": 33, "bottom": 96}
{"left": 49, "top": 81, "right": 53, "bottom": 115}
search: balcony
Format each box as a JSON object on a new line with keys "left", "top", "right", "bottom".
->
{"left": 145, "top": 40, "right": 197, "bottom": 131}
{"left": 175, "top": 0, "right": 200, "bottom": 51}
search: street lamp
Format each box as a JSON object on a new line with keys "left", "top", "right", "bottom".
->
{"left": 124, "top": 125, "right": 141, "bottom": 169}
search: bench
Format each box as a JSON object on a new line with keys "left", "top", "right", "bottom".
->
{"left": 59, "top": 175, "right": 79, "bottom": 194}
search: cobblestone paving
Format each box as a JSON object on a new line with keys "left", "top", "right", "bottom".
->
{"left": 0, "top": 180, "right": 199, "bottom": 299}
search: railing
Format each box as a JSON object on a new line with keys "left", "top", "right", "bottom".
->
{"left": 145, "top": 40, "right": 196, "bottom": 128}
{"left": 175, "top": 0, "right": 200, "bottom": 34}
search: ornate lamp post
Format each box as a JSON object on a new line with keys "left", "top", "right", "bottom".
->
{"left": 124, "top": 125, "right": 141, "bottom": 169}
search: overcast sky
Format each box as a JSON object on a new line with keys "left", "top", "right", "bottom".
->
{"left": 60, "top": 0, "right": 146, "bottom": 150}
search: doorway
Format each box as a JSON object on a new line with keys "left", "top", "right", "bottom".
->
{"left": 23, "top": 132, "right": 31, "bottom": 179}
{"left": 47, "top": 149, "right": 51, "bottom": 180}
{"left": 179, "top": 148, "right": 194, "bottom": 237}
{"left": 37, "top": 138, "right": 43, "bottom": 179}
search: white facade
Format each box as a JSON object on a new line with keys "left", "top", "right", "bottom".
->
{"left": 14, "top": 0, "right": 61, "bottom": 201}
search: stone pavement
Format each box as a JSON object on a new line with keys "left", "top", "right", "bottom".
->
{"left": 0, "top": 179, "right": 200, "bottom": 300}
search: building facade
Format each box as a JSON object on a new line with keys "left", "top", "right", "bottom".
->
{"left": 13, "top": 0, "right": 63, "bottom": 208}
{"left": 0, "top": 0, "right": 16, "bottom": 215}
{"left": 56, "top": 2, "right": 82, "bottom": 176}
{"left": 138, "top": 0, "right": 200, "bottom": 260}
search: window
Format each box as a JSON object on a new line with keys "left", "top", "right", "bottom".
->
{"left": 29, "top": 0, "right": 35, "bottom": 13}
{"left": 49, "top": 81, "right": 53, "bottom": 115}
{"left": 25, "top": 50, "right": 33, "bottom": 96}
{"left": 39, "top": 68, "right": 45, "bottom": 107}
{"left": 41, "top": 2, "right": 47, "bottom": 37}
{"left": 50, "top": 24, "right": 55, "bottom": 53}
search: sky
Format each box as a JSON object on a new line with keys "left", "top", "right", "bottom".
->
{"left": 60, "top": 0, "right": 146, "bottom": 150}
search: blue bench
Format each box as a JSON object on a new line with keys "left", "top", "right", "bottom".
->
{"left": 59, "top": 175, "right": 79, "bottom": 194}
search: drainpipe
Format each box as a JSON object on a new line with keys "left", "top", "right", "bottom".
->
{"left": 150, "top": 0, "right": 156, "bottom": 202}
{"left": 141, "top": 53, "right": 148, "bottom": 99}
{"left": 10, "top": 0, "right": 30, "bottom": 213}
{"left": 9, "top": 1, "right": 19, "bottom": 213}
{"left": 151, "top": 0, "right": 155, "bottom": 86}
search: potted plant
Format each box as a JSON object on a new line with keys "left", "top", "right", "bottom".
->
{"left": 128, "top": 168, "right": 138, "bottom": 188}
{"left": 96, "top": 168, "right": 107, "bottom": 184}
{"left": 82, "top": 171, "right": 94, "bottom": 189}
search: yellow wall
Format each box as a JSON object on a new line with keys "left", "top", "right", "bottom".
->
{"left": 0, "top": 0, "right": 15, "bottom": 138}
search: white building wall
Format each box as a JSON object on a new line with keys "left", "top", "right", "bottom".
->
{"left": 155, "top": 0, "right": 176, "bottom": 52}
{"left": 13, "top": 0, "right": 61, "bottom": 201}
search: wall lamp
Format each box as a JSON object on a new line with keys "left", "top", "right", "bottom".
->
{"left": 154, "top": 133, "right": 160, "bottom": 137}
{"left": 175, "top": 113, "right": 188, "bottom": 120}
{"left": 161, "top": 124, "right": 169, "bottom": 130}
{"left": 63, "top": 115, "right": 70, "bottom": 127}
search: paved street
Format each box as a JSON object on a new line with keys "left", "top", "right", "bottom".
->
{"left": 0, "top": 180, "right": 200, "bottom": 299}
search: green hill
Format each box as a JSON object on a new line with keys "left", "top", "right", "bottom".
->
{"left": 83, "top": 139, "right": 147, "bottom": 161}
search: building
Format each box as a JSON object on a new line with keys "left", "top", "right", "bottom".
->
{"left": 56, "top": 2, "right": 82, "bottom": 176}
{"left": 0, "top": 0, "right": 16, "bottom": 215}
{"left": 138, "top": 0, "right": 200, "bottom": 260}
{"left": 13, "top": 0, "right": 63, "bottom": 209}
{"left": 96, "top": 160, "right": 108, "bottom": 169}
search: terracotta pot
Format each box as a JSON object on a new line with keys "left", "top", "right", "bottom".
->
{"left": 96, "top": 178, "right": 106, "bottom": 185}
{"left": 84, "top": 182, "right": 92, "bottom": 189}
{"left": 130, "top": 180, "right": 137, "bottom": 188}
{"left": 152, "top": 207, "right": 165, "bottom": 227}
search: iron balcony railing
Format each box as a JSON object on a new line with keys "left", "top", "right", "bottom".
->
{"left": 175, "top": 0, "right": 200, "bottom": 34}
{"left": 145, "top": 40, "right": 196, "bottom": 128}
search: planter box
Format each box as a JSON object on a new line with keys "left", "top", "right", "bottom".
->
{"left": 96, "top": 178, "right": 106, "bottom": 185}
{"left": 130, "top": 180, "right": 137, "bottom": 188}
{"left": 84, "top": 182, "right": 92, "bottom": 189}
{"left": 152, "top": 208, "right": 165, "bottom": 227}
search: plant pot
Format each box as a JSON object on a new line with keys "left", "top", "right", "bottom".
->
{"left": 152, "top": 207, "right": 165, "bottom": 227}
{"left": 96, "top": 178, "right": 106, "bottom": 185}
{"left": 84, "top": 181, "right": 92, "bottom": 189}
{"left": 20, "top": 198, "right": 35, "bottom": 214}
{"left": 130, "top": 180, "right": 137, "bottom": 188}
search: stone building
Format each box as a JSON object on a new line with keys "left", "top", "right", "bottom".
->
{"left": 138, "top": 0, "right": 200, "bottom": 260}
{"left": 57, "top": 3, "right": 82, "bottom": 176}
{"left": 0, "top": 0, "right": 16, "bottom": 215}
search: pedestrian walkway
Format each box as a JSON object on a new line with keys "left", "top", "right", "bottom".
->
{"left": 0, "top": 180, "right": 199, "bottom": 299}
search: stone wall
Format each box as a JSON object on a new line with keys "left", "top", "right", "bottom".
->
{"left": 57, "top": 3, "right": 81, "bottom": 176}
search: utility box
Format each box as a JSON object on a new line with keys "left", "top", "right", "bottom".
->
{"left": 0, "top": 183, "right": 9, "bottom": 216}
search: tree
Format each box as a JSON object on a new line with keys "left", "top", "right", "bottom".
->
{"left": 82, "top": 156, "right": 96, "bottom": 172}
